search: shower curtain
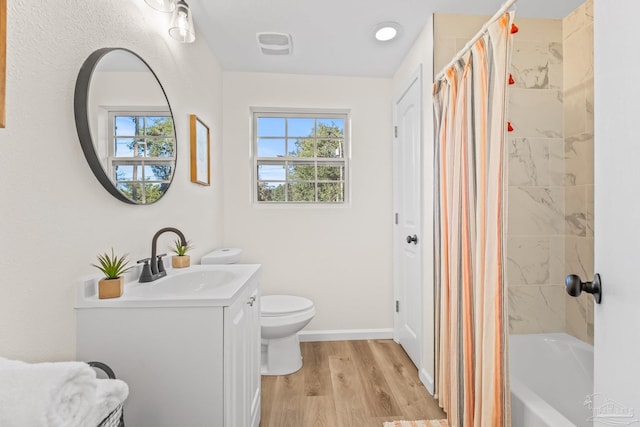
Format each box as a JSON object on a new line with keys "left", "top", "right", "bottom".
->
{"left": 433, "top": 12, "right": 514, "bottom": 427}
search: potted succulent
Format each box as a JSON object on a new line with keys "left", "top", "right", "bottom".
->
{"left": 171, "top": 238, "right": 192, "bottom": 268}
{"left": 92, "top": 249, "right": 131, "bottom": 299}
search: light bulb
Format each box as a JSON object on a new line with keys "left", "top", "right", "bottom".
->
{"left": 168, "top": 0, "right": 196, "bottom": 43}
{"left": 144, "top": 0, "right": 176, "bottom": 13}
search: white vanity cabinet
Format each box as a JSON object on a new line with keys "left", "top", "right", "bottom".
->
{"left": 224, "top": 282, "right": 260, "bottom": 427}
{"left": 75, "top": 264, "right": 261, "bottom": 427}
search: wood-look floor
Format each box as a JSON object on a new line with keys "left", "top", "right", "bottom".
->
{"left": 260, "top": 340, "right": 446, "bottom": 427}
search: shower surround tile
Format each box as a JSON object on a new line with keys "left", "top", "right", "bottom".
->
{"left": 563, "top": 2, "right": 594, "bottom": 345}
{"left": 565, "top": 132, "right": 594, "bottom": 186}
{"left": 514, "top": 17, "right": 562, "bottom": 43}
{"left": 511, "top": 41, "right": 563, "bottom": 90}
{"left": 509, "top": 89, "right": 563, "bottom": 139}
{"left": 564, "top": 28, "right": 593, "bottom": 91}
{"left": 564, "top": 88, "right": 587, "bottom": 137}
{"left": 508, "top": 138, "right": 549, "bottom": 186}
{"left": 508, "top": 138, "right": 564, "bottom": 187}
{"left": 565, "top": 186, "right": 588, "bottom": 237}
{"left": 586, "top": 185, "right": 594, "bottom": 237}
{"left": 563, "top": 3, "right": 585, "bottom": 41}
{"left": 507, "top": 237, "right": 548, "bottom": 285}
{"left": 566, "top": 292, "right": 592, "bottom": 344}
{"left": 508, "top": 187, "right": 565, "bottom": 236}
{"left": 565, "top": 236, "right": 594, "bottom": 280}
{"left": 509, "top": 285, "right": 565, "bottom": 334}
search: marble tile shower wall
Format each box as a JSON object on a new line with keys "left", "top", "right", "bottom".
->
{"left": 506, "top": 18, "right": 566, "bottom": 335}
{"left": 563, "top": 0, "right": 594, "bottom": 344}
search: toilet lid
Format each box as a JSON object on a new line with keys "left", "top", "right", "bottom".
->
{"left": 261, "top": 295, "right": 314, "bottom": 316}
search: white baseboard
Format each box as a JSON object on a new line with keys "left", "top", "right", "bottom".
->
{"left": 419, "top": 368, "right": 435, "bottom": 396}
{"left": 298, "top": 328, "right": 394, "bottom": 342}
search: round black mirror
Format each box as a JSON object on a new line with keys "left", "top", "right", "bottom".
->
{"left": 74, "top": 48, "right": 176, "bottom": 204}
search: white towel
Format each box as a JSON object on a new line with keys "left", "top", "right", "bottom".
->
{"left": 82, "top": 378, "right": 129, "bottom": 427}
{"left": 0, "top": 358, "right": 98, "bottom": 427}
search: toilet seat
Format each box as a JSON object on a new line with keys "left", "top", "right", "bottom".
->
{"left": 261, "top": 295, "right": 314, "bottom": 317}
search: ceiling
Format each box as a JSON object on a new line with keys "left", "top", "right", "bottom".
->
{"left": 188, "top": 0, "right": 585, "bottom": 78}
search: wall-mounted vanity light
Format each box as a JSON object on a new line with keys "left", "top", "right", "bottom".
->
{"left": 144, "top": 0, "right": 176, "bottom": 13}
{"left": 168, "top": 0, "right": 196, "bottom": 43}
{"left": 144, "top": 0, "right": 196, "bottom": 44}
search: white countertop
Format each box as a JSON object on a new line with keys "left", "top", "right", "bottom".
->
{"left": 75, "top": 264, "right": 261, "bottom": 308}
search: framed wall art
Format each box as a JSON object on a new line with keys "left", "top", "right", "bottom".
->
{"left": 190, "top": 114, "right": 210, "bottom": 186}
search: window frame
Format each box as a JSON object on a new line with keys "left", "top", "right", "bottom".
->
{"left": 251, "top": 108, "right": 351, "bottom": 205}
{"left": 107, "top": 110, "right": 176, "bottom": 202}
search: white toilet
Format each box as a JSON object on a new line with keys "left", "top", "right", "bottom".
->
{"left": 201, "top": 248, "right": 316, "bottom": 376}
{"left": 260, "top": 294, "right": 315, "bottom": 375}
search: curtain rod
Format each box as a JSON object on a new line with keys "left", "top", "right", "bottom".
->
{"left": 434, "top": 0, "right": 518, "bottom": 82}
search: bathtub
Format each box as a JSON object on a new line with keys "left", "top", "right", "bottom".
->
{"left": 510, "top": 333, "right": 594, "bottom": 427}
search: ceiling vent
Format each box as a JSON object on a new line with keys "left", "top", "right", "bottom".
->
{"left": 256, "top": 32, "right": 293, "bottom": 56}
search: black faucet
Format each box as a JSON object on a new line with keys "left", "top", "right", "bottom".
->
{"left": 138, "top": 227, "right": 188, "bottom": 283}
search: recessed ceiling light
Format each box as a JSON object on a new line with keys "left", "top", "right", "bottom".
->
{"left": 374, "top": 22, "right": 401, "bottom": 42}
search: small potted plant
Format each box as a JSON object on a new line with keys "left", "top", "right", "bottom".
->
{"left": 171, "top": 238, "right": 192, "bottom": 268}
{"left": 92, "top": 248, "right": 131, "bottom": 299}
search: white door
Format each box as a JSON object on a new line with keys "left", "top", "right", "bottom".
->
{"left": 593, "top": 2, "right": 640, "bottom": 423}
{"left": 393, "top": 67, "right": 423, "bottom": 369}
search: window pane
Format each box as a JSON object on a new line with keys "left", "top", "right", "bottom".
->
{"left": 317, "top": 139, "right": 344, "bottom": 158}
{"left": 257, "top": 117, "right": 285, "bottom": 137}
{"left": 258, "top": 164, "right": 286, "bottom": 181}
{"left": 287, "top": 118, "right": 315, "bottom": 137}
{"left": 145, "top": 117, "right": 173, "bottom": 136}
{"left": 318, "top": 182, "right": 344, "bottom": 202}
{"left": 115, "top": 138, "right": 135, "bottom": 157}
{"left": 147, "top": 137, "right": 174, "bottom": 158}
{"left": 116, "top": 183, "right": 137, "bottom": 200}
{"left": 143, "top": 183, "right": 165, "bottom": 204}
{"left": 288, "top": 164, "right": 315, "bottom": 180}
{"left": 115, "top": 116, "right": 136, "bottom": 136}
{"left": 257, "top": 182, "right": 286, "bottom": 202}
{"left": 317, "top": 165, "right": 344, "bottom": 181}
{"left": 149, "top": 164, "right": 172, "bottom": 181}
{"left": 288, "top": 182, "right": 315, "bottom": 202}
{"left": 317, "top": 118, "right": 344, "bottom": 138}
{"left": 143, "top": 165, "right": 171, "bottom": 181}
{"left": 115, "top": 165, "right": 134, "bottom": 181}
{"left": 288, "top": 138, "right": 314, "bottom": 157}
{"left": 258, "top": 138, "right": 285, "bottom": 157}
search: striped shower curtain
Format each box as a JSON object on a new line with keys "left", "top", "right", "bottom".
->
{"left": 433, "top": 12, "right": 514, "bottom": 427}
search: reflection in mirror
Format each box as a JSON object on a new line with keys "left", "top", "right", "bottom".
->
{"left": 75, "top": 48, "right": 176, "bottom": 204}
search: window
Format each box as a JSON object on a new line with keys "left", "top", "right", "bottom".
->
{"left": 108, "top": 111, "right": 175, "bottom": 204}
{"left": 253, "top": 110, "right": 349, "bottom": 204}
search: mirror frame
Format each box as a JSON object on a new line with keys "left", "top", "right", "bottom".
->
{"left": 74, "top": 47, "right": 177, "bottom": 205}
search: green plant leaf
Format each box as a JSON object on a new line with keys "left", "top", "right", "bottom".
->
{"left": 91, "top": 248, "right": 132, "bottom": 279}
{"left": 170, "top": 238, "right": 193, "bottom": 256}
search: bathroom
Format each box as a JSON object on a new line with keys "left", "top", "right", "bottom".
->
{"left": 0, "top": 0, "right": 638, "bottom": 426}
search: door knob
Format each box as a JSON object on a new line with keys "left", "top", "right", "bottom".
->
{"left": 565, "top": 273, "right": 602, "bottom": 304}
{"left": 406, "top": 234, "right": 418, "bottom": 244}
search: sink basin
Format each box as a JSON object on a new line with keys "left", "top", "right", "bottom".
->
{"left": 76, "top": 264, "right": 261, "bottom": 308}
{"left": 138, "top": 270, "right": 236, "bottom": 295}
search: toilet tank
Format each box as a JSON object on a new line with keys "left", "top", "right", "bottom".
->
{"left": 201, "top": 248, "right": 243, "bottom": 265}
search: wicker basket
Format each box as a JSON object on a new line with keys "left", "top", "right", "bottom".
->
{"left": 88, "top": 362, "right": 125, "bottom": 427}
{"left": 97, "top": 404, "right": 123, "bottom": 427}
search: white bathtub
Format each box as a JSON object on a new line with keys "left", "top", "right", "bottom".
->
{"left": 510, "top": 333, "right": 593, "bottom": 427}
